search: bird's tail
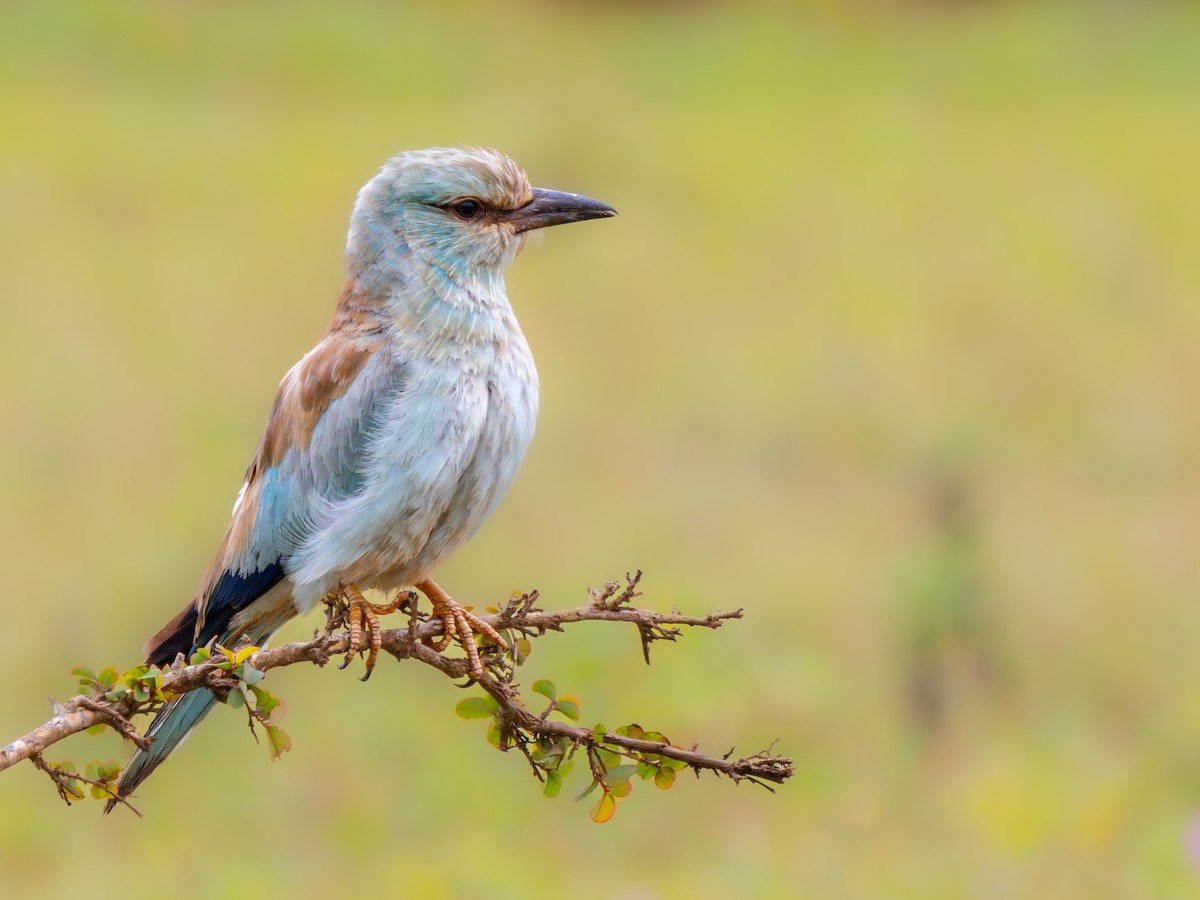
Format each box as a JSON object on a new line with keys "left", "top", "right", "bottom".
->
{"left": 105, "top": 688, "right": 218, "bottom": 813}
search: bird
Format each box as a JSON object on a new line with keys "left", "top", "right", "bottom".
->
{"left": 106, "top": 147, "right": 615, "bottom": 810}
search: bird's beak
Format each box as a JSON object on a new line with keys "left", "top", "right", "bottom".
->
{"left": 508, "top": 187, "right": 617, "bottom": 234}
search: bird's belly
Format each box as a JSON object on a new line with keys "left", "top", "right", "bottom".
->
{"left": 299, "top": 343, "right": 537, "bottom": 601}
{"left": 383, "top": 362, "right": 538, "bottom": 587}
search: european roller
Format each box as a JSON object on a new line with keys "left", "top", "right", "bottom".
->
{"left": 108, "top": 148, "right": 615, "bottom": 808}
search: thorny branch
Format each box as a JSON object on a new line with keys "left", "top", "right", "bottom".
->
{"left": 1, "top": 573, "right": 794, "bottom": 808}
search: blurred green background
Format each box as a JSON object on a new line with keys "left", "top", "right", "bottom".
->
{"left": 2, "top": 1, "right": 1199, "bottom": 896}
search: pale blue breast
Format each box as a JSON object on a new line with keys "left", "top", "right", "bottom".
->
{"left": 284, "top": 296, "right": 538, "bottom": 610}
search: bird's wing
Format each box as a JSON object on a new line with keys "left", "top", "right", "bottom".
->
{"left": 157, "top": 328, "right": 402, "bottom": 655}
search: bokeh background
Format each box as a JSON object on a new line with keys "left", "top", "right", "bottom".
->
{"left": 2, "top": 1, "right": 1199, "bottom": 896}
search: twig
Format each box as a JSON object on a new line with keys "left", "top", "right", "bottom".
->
{"left": 1, "top": 576, "right": 787, "bottom": 801}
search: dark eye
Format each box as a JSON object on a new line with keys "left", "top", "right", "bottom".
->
{"left": 449, "top": 199, "right": 482, "bottom": 220}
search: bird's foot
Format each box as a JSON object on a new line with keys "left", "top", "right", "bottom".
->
{"left": 336, "top": 584, "right": 413, "bottom": 681}
{"left": 414, "top": 577, "right": 508, "bottom": 679}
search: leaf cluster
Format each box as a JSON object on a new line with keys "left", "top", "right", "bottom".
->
{"left": 456, "top": 679, "right": 684, "bottom": 823}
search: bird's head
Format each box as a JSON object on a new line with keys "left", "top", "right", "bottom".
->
{"left": 348, "top": 147, "right": 615, "bottom": 283}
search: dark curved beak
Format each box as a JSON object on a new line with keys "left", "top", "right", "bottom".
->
{"left": 508, "top": 187, "right": 617, "bottom": 234}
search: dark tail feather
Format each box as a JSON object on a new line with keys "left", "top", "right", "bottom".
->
{"left": 105, "top": 600, "right": 209, "bottom": 815}
{"left": 108, "top": 566, "right": 288, "bottom": 813}
{"left": 104, "top": 689, "right": 217, "bottom": 813}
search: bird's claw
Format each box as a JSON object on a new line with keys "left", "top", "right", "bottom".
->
{"left": 416, "top": 578, "right": 508, "bottom": 678}
{"left": 336, "top": 584, "right": 410, "bottom": 681}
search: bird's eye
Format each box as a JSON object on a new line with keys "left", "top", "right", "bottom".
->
{"left": 449, "top": 199, "right": 482, "bottom": 220}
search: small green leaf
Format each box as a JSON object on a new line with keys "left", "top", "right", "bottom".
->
{"left": 575, "top": 776, "right": 601, "bottom": 802}
{"left": 266, "top": 725, "right": 292, "bottom": 760}
{"left": 85, "top": 723, "right": 107, "bottom": 736}
{"left": 640, "top": 731, "right": 668, "bottom": 744}
{"left": 236, "top": 662, "right": 265, "bottom": 685}
{"left": 189, "top": 647, "right": 210, "bottom": 665}
{"left": 590, "top": 789, "right": 617, "bottom": 824}
{"left": 543, "top": 770, "right": 563, "bottom": 798}
{"left": 249, "top": 685, "right": 280, "bottom": 718}
{"left": 654, "top": 766, "right": 677, "bottom": 790}
{"left": 531, "top": 679, "right": 557, "bottom": 702}
{"left": 598, "top": 749, "right": 622, "bottom": 772}
{"left": 97, "top": 667, "right": 120, "bottom": 689}
{"left": 485, "top": 719, "right": 504, "bottom": 749}
{"left": 636, "top": 761, "right": 656, "bottom": 780}
{"left": 555, "top": 695, "right": 581, "bottom": 721}
{"left": 456, "top": 696, "right": 497, "bottom": 719}
{"left": 615, "top": 723, "right": 644, "bottom": 739}
{"left": 225, "top": 689, "right": 245, "bottom": 710}
{"left": 604, "top": 765, "right": 637, "bottom": 799}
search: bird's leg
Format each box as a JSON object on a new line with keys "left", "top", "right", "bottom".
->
{"left": 414, "top": 578, "right": 509, "bottom": 678}
{"left": 337, "top": 584, "right": 411, "bottom": 681}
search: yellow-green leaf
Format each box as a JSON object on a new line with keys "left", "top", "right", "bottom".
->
{"left": 266, "top": 725, "right": 292, "bottom": 761}
{"left": 555, "top": 698, "right": 580, "bottom": 721}
{"left": 456, "top": 696, "right": 497, "bottom": 719}
{"left": 590, "top": 789, "right": 617, "bottom": 823}
{"left": 234, "top": 645, "right": 260, "bottom": 665}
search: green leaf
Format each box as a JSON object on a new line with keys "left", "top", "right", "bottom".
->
{"left": 485, "top": 719, "right": 504, "bottom": 749}
{"left": 640, "top": 731, "right": 668, "bottom": 744}
{"left": 85, "top": 723, "right": 107, "bottom": 736}
{"left": 604, "top": 765, "right": 637, "bottom": 799}
{"left": 97, "top": 667, "right": 120, "bottom": 689}
{"left": 236, "top": 662, "right": 265, "bottom": 685}
{"left": 266, "top": 725, "right": 292, "bottom": 761}
{"left": 654, "top": 766, "right": 677, "bottom": 790}
{"left": 189, "top": 647, "right": 210, "bottom": 665}
{"left": 509, "top": 637, "right": 531, "bottom": 665}
{"left": 456, "top": 696, "right": 497, "bottom": 719}
{"left": 531, "top": 679, "right": 557, "bottom": 702}
{"left": 590, "top": 789, "right": 617, "bottom": 824}
{"left": 555, "top": 695, "right": 581, "bottom": 721}
{"left": 595, "top": 747, "right": 621, "bottom": 771}
{"left": 636, "top": 761, "right": 656, "bottom": 780}
{"left": 575, "top": 777, "right": 601, "bottom": 802}
{"left": 615, "top": 723, "right": 644, "bottom": 740}
{"left": 225, "top": 689, "right": 245, "bottom": 710}
{"left": 543, "top": 769, "right": 563, "bottom": 798}
{"left": 249, "top": 685, "right": 280, "bottom": 718}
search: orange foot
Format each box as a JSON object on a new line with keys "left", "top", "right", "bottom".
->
{"left": 336, "top": 584, "right": 411, "bottom": 681}
{"left": 414, "top": 577, "right": 509, "bottom": 678}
